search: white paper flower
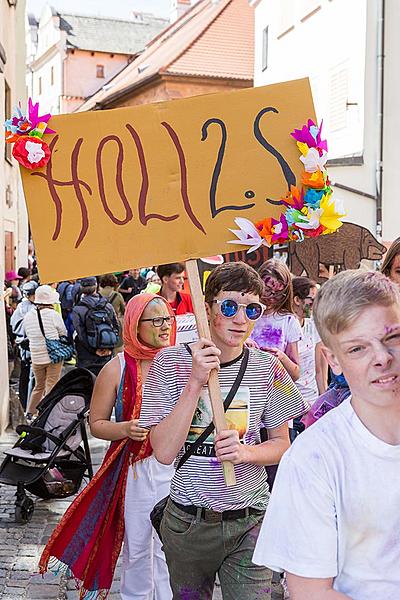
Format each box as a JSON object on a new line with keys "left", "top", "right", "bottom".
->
{"left": 296, "top": 208, "right": 323, "bottom": 230}
{"left": 300, "top": 147, "right": 328, "bottom": 173}
{"left": 25, "top": 140, "right": 45, "bottom": 164}
{"left": 228, "top": 218, "right": 266, "bottom": 253}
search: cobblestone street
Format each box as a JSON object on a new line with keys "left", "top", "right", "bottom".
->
{"left": 0, "top": 428, "right": 283, "bottom": 599}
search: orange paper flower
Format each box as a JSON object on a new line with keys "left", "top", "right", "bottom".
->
{"left": 255, "top": 217, "right": 274, "bottom": 246}
{"left": 301, "top": 169, "right": 325, "bottom": 189}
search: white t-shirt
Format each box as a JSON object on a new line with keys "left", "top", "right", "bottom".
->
{"left": 251, "top": 312, "right": 302, "bottom": 353}
{"left": 296, "top": 318, "right": 321, "bottom": 405}
{"left": 139, "top": 346, "right": 309, "bottom": 512}
{"left": 253, "top": 397, "right": 400, "bottom": 599}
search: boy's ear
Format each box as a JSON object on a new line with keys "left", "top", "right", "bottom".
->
{"left": 320, "top": 344, "right": 343, "bottom": 375}
{"left": 293, "top": 295, "right": 301, "bottom": 307}
{"left": 205, "top": 301, "right": 211, "bottom": 320}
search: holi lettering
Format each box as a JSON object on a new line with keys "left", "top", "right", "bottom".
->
{"left": 30, "top": 108, "right": 295, "bottom": 248}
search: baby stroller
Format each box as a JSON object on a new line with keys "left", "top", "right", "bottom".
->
{"left": 0, "top": 368, "right": 95, "bottom": 523}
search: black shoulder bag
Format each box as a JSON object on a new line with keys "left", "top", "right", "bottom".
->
{"left": 150, "top": 346, "right": 249, "bottom": 540}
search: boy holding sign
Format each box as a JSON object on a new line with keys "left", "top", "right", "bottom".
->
{"left": 253, "top": 270, "right": 400, "bottom": 599}
{"left": 140, "top": 262, "right": 308, "bottom": 599}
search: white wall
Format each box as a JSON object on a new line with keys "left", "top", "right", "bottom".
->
{"left": 254, "top": 0, "right": 378, "bottom": 235}
{"left": 382, "top": 0, "right": 400, "bottom": 241}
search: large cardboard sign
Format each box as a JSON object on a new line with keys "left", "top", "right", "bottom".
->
{"left": 21, "top": 78, "right": 315, "bottom": 282}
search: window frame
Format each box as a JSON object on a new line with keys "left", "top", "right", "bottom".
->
{"left": 96, "top": 64, "right": 105, "bottom": 78}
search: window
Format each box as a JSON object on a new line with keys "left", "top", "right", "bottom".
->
{"left": 262, "top": 26, "right": 269, "bottom": 71}
{"left": 5, "top": 81, "right": 12, "bottom": 162}
{"left": 329, "top": 66, "right": 349, "bottom": 131}
{"left": 5, "top": 231, "right": 15, "bottom": 273}
{"left": 96, "top": 64, "right": 105, "bottom": 78}
{"left": 38, "top": 76, "right": 42, "bottom": 95}
{"left": 50, "top": 66, "right": 54, "bottom": 86}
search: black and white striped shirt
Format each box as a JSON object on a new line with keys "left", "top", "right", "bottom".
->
{"left": 140, "top": 346, "right": 309, "bottom": 511}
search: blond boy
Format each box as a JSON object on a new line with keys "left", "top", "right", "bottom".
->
{"left": 253, "top": 270, "right": 400, "bottom": 599}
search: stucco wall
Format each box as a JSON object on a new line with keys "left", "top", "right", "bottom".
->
{"left": 382, "top": 0, "right": 400, "bottom": 242}
{"left": 64, "top": 49, "right": 131, "bottom": 103}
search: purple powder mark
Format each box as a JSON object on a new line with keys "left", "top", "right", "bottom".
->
{"left": 180, "top": 589, "right": 201, "bottom": 600}
{"left": 209, "top": 457, "right": 220, "bottom": 469}
{"left": 253, "top": 322, "right": 283, "bottom": 351}
{"left": 246, "top": 431, "right": 257, "bottom": 444}
{"left": 273, "top": 362, "right": 286, "bottom": 382}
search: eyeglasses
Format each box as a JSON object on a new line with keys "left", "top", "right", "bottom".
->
{"left": 213, "top": 299, "right": 266, "bottom": 321}
{"left": 140, "top": 316, "right": 175, "bottom": 327}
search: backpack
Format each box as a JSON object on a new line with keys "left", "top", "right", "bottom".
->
{"left": 82, "top": 297, "right": 119, "bottom": 350}
{"left": 59, "top": 282, "right": 80, "bottom": 315}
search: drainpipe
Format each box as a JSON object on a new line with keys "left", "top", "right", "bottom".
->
{"left": 376, "top": 0, "right": 385, "bottom": 238}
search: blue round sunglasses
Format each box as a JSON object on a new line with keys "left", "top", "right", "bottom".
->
{"left": 213, "top": 299, "right": 266, "bottom": 321}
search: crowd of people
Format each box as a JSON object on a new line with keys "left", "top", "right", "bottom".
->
{"left": 5, "top": 262, "right": 193, "bottom": 422}
{"left": 4, "top": 238, "right": 400, "bottom": 600}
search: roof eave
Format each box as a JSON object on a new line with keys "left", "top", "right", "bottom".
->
{"left": 89, "top": 72, "right": 161, "bottom": 110}
{"left": 162, "top": 69, "right": 254, "bottom": 81}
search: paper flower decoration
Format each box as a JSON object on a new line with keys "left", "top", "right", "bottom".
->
{"left": 228, "top": 218, "right": 265, "bottom": 253}
{"left": 228, "top": 118, "right": 345, "bottom": 250}
{"left": 4, "top": 98, "right": 55, "bottom": 169}
{"left": 13, "top": 137, "right": 51, "bottom": 169}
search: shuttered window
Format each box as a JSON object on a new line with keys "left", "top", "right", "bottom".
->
{"left": 329, "top": 66, "right": 348, "bottom": 132}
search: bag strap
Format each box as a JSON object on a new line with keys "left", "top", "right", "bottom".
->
{"left": 36, "top": 308, "right": 47, "bottom": 339}
{"left": 109, "top": 292, "right": 117, "bottom": 304}
{"left": 176, "top": 346, "right": 249, "bottom": 470}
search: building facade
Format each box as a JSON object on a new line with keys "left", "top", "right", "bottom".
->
{"left": 26, "top": 4, "right": 168, "bottom": 114}
{"left": 253, "top": 0, "right": 397, "bottom": 244}
{"left": 79, "top": 0, "right": 254, "bottom": 111}
{"left": 1, "top": 0, "right": 28, "bottom": 433}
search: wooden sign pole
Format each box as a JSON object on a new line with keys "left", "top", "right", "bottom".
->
{"left": 185, "top": 259, "right": 236, "bottom": 487}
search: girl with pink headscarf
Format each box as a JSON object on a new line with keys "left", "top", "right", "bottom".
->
{"left": 40, "top": 294, "right": 176, "bottom": 599}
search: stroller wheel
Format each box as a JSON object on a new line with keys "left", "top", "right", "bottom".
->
{"left": 15, "top": 497, "right": 34, "bottom": 524}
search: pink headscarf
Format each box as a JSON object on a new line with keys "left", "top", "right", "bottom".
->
{"left": 123, "top": 293, "right": 176, "bottom": 360}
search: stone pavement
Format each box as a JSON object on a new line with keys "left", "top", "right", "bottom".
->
{"left": 0, "top": 427, "right": 283, "bottom": 600}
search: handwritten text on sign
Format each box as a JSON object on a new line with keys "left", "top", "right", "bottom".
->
{"left": 20, "top": 79, "right": 315, "bottom": 282}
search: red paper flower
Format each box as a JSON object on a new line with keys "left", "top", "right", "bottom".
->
{"left": 12, "top": 136, "right": 51, "bottom": 169}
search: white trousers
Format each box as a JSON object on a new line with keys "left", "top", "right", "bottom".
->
{"left": 120, "top": 455, "right": 174, "bottom": 600}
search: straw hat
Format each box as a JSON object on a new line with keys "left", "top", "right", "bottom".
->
{"left": 33, "top": 285, "right": 60, "bottom": 305}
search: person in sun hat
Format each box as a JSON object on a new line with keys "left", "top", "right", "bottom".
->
{"left": 23, "top": 284, "right": 67, "bottom": 418}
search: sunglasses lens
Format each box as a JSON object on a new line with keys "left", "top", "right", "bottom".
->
{"left": 246, "top": 303, "right": 263, "bottom": 321}
{"left": 220, "top": 299, "right": 238, "bottom": 318}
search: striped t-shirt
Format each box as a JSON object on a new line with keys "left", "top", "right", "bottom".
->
{"left": 140, "top": 345, "right": 309, "bottom": 512}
